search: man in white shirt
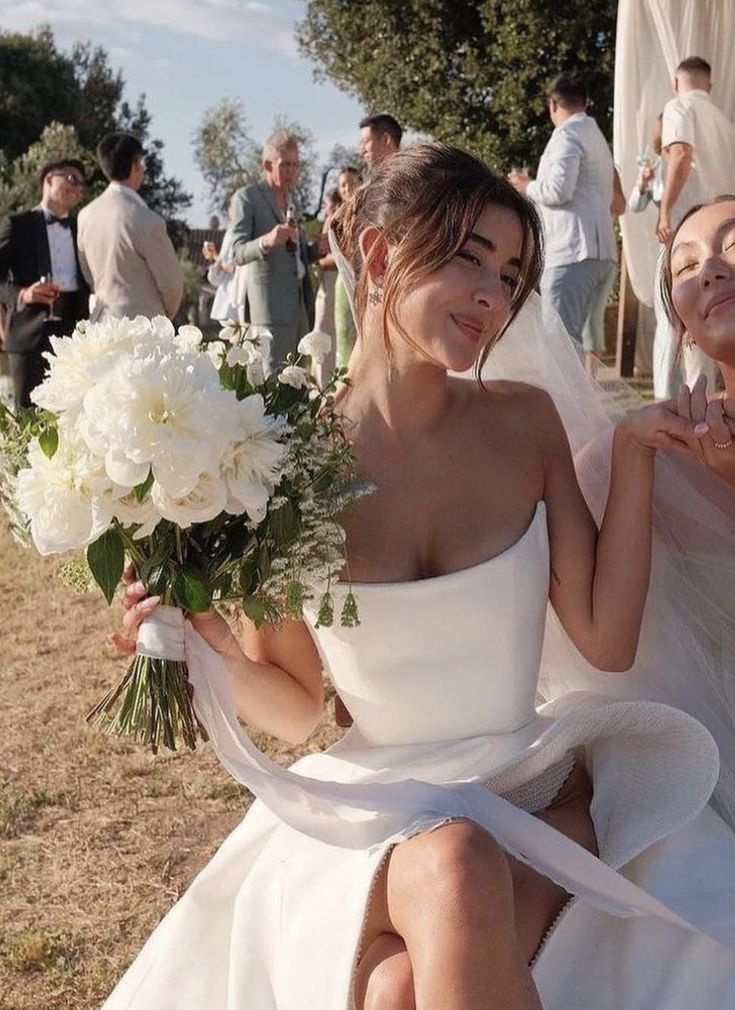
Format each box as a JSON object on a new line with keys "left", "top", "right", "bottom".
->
{"left": 77, "top": 132, "right": 183, "bottom": 321}
{"left": 509, "top": 74, "right": 617, "bottom": 349}
{"left": 655, "top": 56, "right": 735, "bottom": 396}
{"left": 0, "top": 158, "right": 90, "bottom": 408}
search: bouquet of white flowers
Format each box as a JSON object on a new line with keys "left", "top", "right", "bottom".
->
{"left": 0, "top": 317, "right": 366, "bottom": 752}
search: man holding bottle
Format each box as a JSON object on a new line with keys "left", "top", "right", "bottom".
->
{"left": 230, "top": 130, "right": 326, "bottom": 369}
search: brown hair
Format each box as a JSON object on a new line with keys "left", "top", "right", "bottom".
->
{"left": 330, "top": 142, "right": 543, "bottom": 376}
{"left": 660, "top": 194, "right": 735, "bottom": 352}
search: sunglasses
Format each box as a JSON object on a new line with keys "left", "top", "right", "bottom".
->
{"left": 51, "top": 172, "right": 87, "bottom": 188}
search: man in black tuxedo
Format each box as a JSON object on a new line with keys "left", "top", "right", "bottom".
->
{"left": 0, "top": 158, "right": 90, "bottom": 410}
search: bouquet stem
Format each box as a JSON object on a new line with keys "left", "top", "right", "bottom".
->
{"left": 86, "top": 654, "right": 207, "bottom": 753}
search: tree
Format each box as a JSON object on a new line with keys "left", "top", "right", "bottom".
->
{"left": 0, "top": 26, "right": 191, "bottom": 234}
{"left": 192, "top": 98, "right": 260, "bottom": 214}
{"left": 297, "top": 0, "right": 617, "bottom": 173}
{"left": 193, "top": 104, "right": 321, "bottom": 218}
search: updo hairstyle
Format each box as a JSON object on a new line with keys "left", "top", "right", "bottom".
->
{"left": 330, "top": 142, "right": 543, "bottom": 373}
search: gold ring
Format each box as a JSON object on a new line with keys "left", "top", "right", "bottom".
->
{"left": 712, "top": 439, "right": 734, "bottom": 450}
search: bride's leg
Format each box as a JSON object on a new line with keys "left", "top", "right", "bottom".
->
{"left": 356, "top": 821, "right": 542, "bottom": 1010}
{"left": 354, "top": 763, "right": 597, "bottom": 1010}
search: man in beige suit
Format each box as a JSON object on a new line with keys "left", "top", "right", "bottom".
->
{"left": 77, "top": 132, "right": 183, "bottom": 320}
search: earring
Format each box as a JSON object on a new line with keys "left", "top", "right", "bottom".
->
{"left": 368, "top": 276, "right": 383, "bottom": 305}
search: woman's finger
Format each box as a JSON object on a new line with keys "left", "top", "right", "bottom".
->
{"left": 676, "top": 384, "right": 692, "bottom": 422}
{"left": 722, "top": 396, "right": 735, "bottom": 425}
{"left": 689, "top": 373, "right": 708, "bottom": 424}
{"left": 107, "top": 632, "right": 136, "bottom": 656}
{"left": 121, "top": 580, "right": 148, "bottom": 611}
{"left": 122, "top": 562, "right": 137, "bottom": 586}
{"left": 121, "top": 595, "right": 160, "bottom": 636}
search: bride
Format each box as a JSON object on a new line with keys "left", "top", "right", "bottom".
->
{"left": 106, "top": 145, "right": 735, "bottom": 1010}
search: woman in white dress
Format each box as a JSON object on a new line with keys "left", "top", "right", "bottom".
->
{"left": 107, "top": 145, "right": 735, "bottom": 1010}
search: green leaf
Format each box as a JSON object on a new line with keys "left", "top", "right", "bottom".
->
{"left": 172, "top": 564, "right": 212, "bottom": 613}
{"left": 87, "top": 527, "right": 125, "bottom": 605}
{"left": 242, "top": 595, "right": 267, "bottom": 628}
{"left": 38, "top": 426, "right": 58, "bottom": 459}
{"left": 133, "top": 469, "right": 153, "bottom": 502}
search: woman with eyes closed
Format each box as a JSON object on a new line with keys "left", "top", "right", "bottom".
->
{"left": 661, "top": 195, "right": 735, "bottom": 489}
{"left": 104, "top": 146, "right": 735, "bottom": 1010}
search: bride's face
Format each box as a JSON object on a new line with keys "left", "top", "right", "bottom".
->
{"left": 670, "top": 200, "right": 735, "bottom": 365}
{"left": 392, "top": 203, "right": 524, "bottom": 373}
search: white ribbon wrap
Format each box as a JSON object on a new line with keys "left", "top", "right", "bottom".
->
{"left": 136, "top": 605, "right": 187, "bottom": 662}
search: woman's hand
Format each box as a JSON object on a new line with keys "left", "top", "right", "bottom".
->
{"left": 676, "top": 375, "right": 735, "bottom": 487}
{"left": 108, "top": 564, "right": 160, "bottom": 655}
{"left": 615, "top": 398, "right": 706, "bottom": 458}
{"left": 108, "top": 564, "right": 242, "bottom": 663}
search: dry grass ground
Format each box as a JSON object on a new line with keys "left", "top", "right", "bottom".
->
{"left": 0, "top": 522, "right": 340, "bottom": 1010}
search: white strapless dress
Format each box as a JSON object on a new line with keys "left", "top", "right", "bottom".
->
{"left": 103, "top": 503, "right": 735, "bottom": 1009}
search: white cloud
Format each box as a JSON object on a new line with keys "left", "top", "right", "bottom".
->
{"left": 0, "top": 0, "right": 297, "bottom": 56}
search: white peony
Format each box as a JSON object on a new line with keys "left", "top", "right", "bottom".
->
{"left": 151, "top": 470, "right": 228, "bottom": 527}
{"left": 78, "top": 347, "right": 240, "bottom": 497}
{"left": 15, "top": 432, "right": 114, "bottom": 554}
{"left": 278, "top": 365, "right": 310, "bottom": 389}
{"left": 220, "top": 395, "right": 287, "bottom": 522}
{"left": 297, "top": 329, "right": 332, "bottom": 364}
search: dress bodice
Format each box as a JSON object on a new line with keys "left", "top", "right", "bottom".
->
{"left": 305, "top": 502, "right": 550, "bottom": 746}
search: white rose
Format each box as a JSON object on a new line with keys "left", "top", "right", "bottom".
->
{"left": 246, "top": 356, "right": 265, "bottom": 387}
{"left": 226, "top": 345, "right": 254, "bottom": 368}
{"left": 15, "top": 433, "right": 114, "bottom": 554}
{"left": 278, "top": 365, "right": 310, "bottom": 389}
{"left": 297, "top": 329, "right": 332, "bottom": 365}
{"left": 219, "top": 322, "right": 241, "bottom": 345}
{"left": 151, "top": 471, "right": 227, "bottom": 527}
{"left": 205, "top": 340, "right": 227, "bottom": 366}
{"left": 174, "top": 325, "right": 204, "bottom": 352}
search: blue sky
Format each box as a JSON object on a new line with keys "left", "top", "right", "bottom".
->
{"left": 0, "top": 0, "right": 367, "bottom": 223}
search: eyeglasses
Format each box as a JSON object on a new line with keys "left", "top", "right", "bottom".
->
{"left": 51, "top": 173, "right": 87, "bottom": 188}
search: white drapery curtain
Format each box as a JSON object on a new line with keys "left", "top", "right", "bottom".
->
{"left": 613, "top": 0, "right": 735, "bottom": 307}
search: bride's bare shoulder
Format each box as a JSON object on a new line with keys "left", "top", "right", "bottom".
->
{"left": 455, "top": 377, "right": 566, "bottom": 446}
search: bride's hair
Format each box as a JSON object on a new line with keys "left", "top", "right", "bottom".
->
{"left": 330, "top": 142, "right": 543, "bottom": 372}
{"left": 660, "top": 193, "right": 735, "bottom": 350}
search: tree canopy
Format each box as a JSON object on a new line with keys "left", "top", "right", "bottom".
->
{"left": 297, "top": 0, "right": 617, "bottom": 173}
{"left": 0, "top": 26, "right": 190, "bottom": 232}
{"left": 193, "top": 101, "right": 360, "bottom": 220}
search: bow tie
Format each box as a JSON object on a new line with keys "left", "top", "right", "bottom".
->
{"left": 46, "top": 214, "right": 71, "bottom": 228}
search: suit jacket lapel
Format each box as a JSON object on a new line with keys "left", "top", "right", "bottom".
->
{"left": 31, "top": 208, "right": 51, "bottom": 278}
{"left": 259, "top": 183, "right": 284, "bottom": 226}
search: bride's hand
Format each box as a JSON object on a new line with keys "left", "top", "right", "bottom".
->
{"left": 109, "top": 565, "right": 242, "bottom": 663}
{"left": 108, "top": 563, "right": 160, "bottom": 655}
{"left": 615, "top": 398, "right": 707, "bottom": 457}
{"left": 677, "top": 376, "right": 735, "bottom": 487}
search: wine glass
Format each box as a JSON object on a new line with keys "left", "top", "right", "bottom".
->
{"left": 39, "top": 274, "right": 62, "bottom": 322}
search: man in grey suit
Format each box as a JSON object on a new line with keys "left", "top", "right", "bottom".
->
{"left": 509, "top": 74, "right": 617, "bottom": 346}
{"left": 77, "top": 132, "right": 183, "bottom": 321}
{"left": 230, "top": 130, "right": 325, "bottom": 368}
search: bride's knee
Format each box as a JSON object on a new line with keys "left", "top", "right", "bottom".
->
{"left": 390, "top": 820, "right": 512, "bottom": 932}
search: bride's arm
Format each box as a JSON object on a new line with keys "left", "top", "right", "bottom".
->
{"left": 115, "top": 580, "right": 324, "bottom": 745}
{"left": 536, "top": 391, "right": 701, "bottom": 672}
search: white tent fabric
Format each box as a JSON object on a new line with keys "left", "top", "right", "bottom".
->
{"left": 613, "top": 0, "right": 735, "bottom": 307}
